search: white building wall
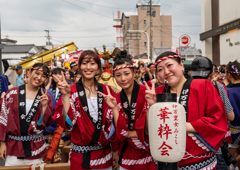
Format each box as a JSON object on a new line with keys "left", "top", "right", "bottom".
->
{"left": 219, "top": 0, "right": 240, "bottom": 25}
{"left": 219, "top": 0, "right": 240, "bottom": 64}
{"left": 201, "top": 0, "right": 213, "bottom": 60}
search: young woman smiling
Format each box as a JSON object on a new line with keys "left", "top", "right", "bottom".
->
{"left": 100, "top": 51, "right": 157, "bottom": 170}
{"left": 54, "top": 50, "right": 119, "bottom": 170}
{"left": 145, "top": 52, "right": 228, "bottom": 170}
{"left": 0, "top": 63, "right": 53, "bottom": 166}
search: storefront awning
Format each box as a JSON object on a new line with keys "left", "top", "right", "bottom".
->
{"left": 11, "top": 42, "right": 78, "bottom": 69}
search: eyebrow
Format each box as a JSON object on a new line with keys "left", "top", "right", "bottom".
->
{"left": 157, "top": 61, "right": 171, "bottom": 68}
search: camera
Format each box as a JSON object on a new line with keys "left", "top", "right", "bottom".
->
{"left": 221, "top": 140, "right": 237, "bottom": 166}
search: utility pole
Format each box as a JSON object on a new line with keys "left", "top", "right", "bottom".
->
{"left": 149, "top": 0, "right": 153, "bottom": 62}
{"left": 44, "top": 30, "right": 51, "bottom": 46}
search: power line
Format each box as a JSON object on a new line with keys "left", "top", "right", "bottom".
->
{"left": 62, "top": 0, "right": 113, "bottom": 19}
{"left": 3, "top": 33, "right": 116, "bottom": 39}
{"left": 74, "top": 0, "right": 133, "bottom": 9}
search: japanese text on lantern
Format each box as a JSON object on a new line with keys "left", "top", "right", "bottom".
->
{"left": 157, "top": 107, "right": 173, "bottom": 156}
{"left": 172, "top": 104, "right": 179, "bottom": 145}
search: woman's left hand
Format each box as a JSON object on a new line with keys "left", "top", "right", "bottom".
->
{"left": 112, "top": 150, "right": 119, "bottom": 169}
{"left": 98, "top": 86, "right": 117, "bottom": 109}
{"left": 40, "top": 88, "right": 48, "bottom": 107}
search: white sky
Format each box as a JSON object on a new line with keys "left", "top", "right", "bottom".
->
{"left": 0, "top": 0, "right": 201, "bottom": 52}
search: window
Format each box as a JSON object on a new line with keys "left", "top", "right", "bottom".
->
{"left": 152, "top": 11, "right": 156, "bottom": 17}
{"left": 144, "top": 20, "right": 146, "bottom": 26}
{"left": 160, "top": 31, "right": 162, "bottom": 36}
{"left": 161, "top": 42, "right": 163, "bottom": 46}
{"left": 160, "top": 21, "right": 162, "bottom": 25}
{"left": 128, "top": 22, "right": 130, "bottom": 29}
{"left": 144, "top": 42, "right": 147, "bottom": 48}
{"left": 147, "top": 11, "right": 150, "bottom": 16}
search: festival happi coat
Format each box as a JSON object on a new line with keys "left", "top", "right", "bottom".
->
{"left": 156, "top": 77, "right": 228, "bottom": 169}
{"left": 0, "top": 85, "right": 53, "bottom": 159}
{"left": 115, "top": 81, "right": 157, "bottom": 170}
{"left": 54, "top": 79, "right": 120, "bottom": 170}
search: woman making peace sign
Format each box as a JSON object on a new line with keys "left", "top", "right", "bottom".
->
{"left": 0, "top": 63, "right": 53, "bottom": 166}
{"left": 54, "top": 50, "right": 119, "bottom": 170}
{"left": 145, "top": 52, "right": 228, "bottom": 170}
{"left": 100, "top": 51, "right": 157, "bottom": 170}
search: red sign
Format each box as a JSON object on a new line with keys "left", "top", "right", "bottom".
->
{"left": 180, "top": 35, "right": 191, "bottom": 46}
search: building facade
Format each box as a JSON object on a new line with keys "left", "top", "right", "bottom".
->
{"left": 201, "top": 0, "right": 240, "bottom": 65}
{"left": 121, "top": 4, "right": 172, "bottom": 60}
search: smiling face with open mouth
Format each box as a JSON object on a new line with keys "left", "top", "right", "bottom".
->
{"left": 29, "top": 68, "right": 47, "bottom": 87}
{"left": 80, "top": 56, "right": 99, "bottom": 80}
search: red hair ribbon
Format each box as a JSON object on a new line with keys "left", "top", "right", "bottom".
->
{"left": 155, "top": 55, "right": 181, "bottom": 67}
{"left": 112, "top": 65, "right": 135, "bottom": 72}
{"left": 31, "top": 67, "right": 49, "bottom": 75}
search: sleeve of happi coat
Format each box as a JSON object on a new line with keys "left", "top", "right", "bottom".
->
{"left": 37, "top": 94, "right": 53, "bottom": 129}
{"left": 116, "top": 105, "right": 130, "bottom": 141}
{"left": 54, "top": 91, "right": 78, "bottom": 130}
{"left": 190, "top": 80, "right": 228, "bottom": 151}
{"left": 135, "top": 100, "right": 149, "bottom": 147}
{"left": 0, "top": 94, "right": 9, "bottom": 141}
{"left": 105, "top": 87, "right": 121, "bottom": 151}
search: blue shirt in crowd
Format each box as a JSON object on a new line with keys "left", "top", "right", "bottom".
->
{"left": 16, "top": 73, "right": 24, "bottom": 86}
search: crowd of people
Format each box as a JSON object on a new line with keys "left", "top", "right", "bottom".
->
{"left": 0, "top": 49, "right": 239, "bottom": 170}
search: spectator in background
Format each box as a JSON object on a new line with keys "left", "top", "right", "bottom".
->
{"left": 213, "top": 64, "right": 219, "bottom": 79}
{"left": 135, "top": 63, "right": 145, "bottom": 84}
{"left": 184, "top": 65, "right": 192, "bottom": 78}
{"left": 23, "top": 69, "right": 29, "bottom": 84}
{"left": 144, "top": 63, "right": 155, "bottom": 82}
{"left": 64, "top": 69, "right": 74, "bottom": 85}
{"left": 69, "top": 62, "right": 78, "bottom": 80}
{"left": 13, "top": 65, "right": 24, "bottom": 86}
{"left": 4, "top": 75, "right": 13, "bottom": 89}
{"left": 74, "top": 71, "right": 81, "bottom": 83}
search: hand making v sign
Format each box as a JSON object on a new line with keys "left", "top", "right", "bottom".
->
{"left": 144, "top": 80, "right": 156, "bottom": 106}
{"left": 53, "top": 71, "right": 70, "bottom": 95}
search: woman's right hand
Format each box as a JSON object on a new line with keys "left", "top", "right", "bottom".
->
{"left": 53, "top": 72, "right": 70, "bottom": 95}
{"left": 1, "top": 92, "right": 5, "bottom": 99}
{"left": 144, "top": 81, "right": 156, "bottom": 106}
{"left": 0, "top": 141, "right": 7, "bottom": 161}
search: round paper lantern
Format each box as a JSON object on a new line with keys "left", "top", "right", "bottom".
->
{"left": 148, "top": 94, "right": 186, "bottom": 163}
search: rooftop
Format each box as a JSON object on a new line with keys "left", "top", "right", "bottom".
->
{"left": 122, "top": 12, "right": 138, "bottom": 17}
{"left": 2, "top": 44, "right": 36, "bottom": 53}
{"left": 136, "top": 3, "right": 161, "bottom": 7}
{"left": 1, "top": 38, "right": 17, "bottom": 43}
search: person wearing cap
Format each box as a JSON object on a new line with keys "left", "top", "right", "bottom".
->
{"left": 14, "top": 65, "right": 24, "bottom": 86}
{"left": 191, "top": 56, "right": 235, "bottom": 170}
{"left": 69, "top": 62, "right": 78, "bottom": 80}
